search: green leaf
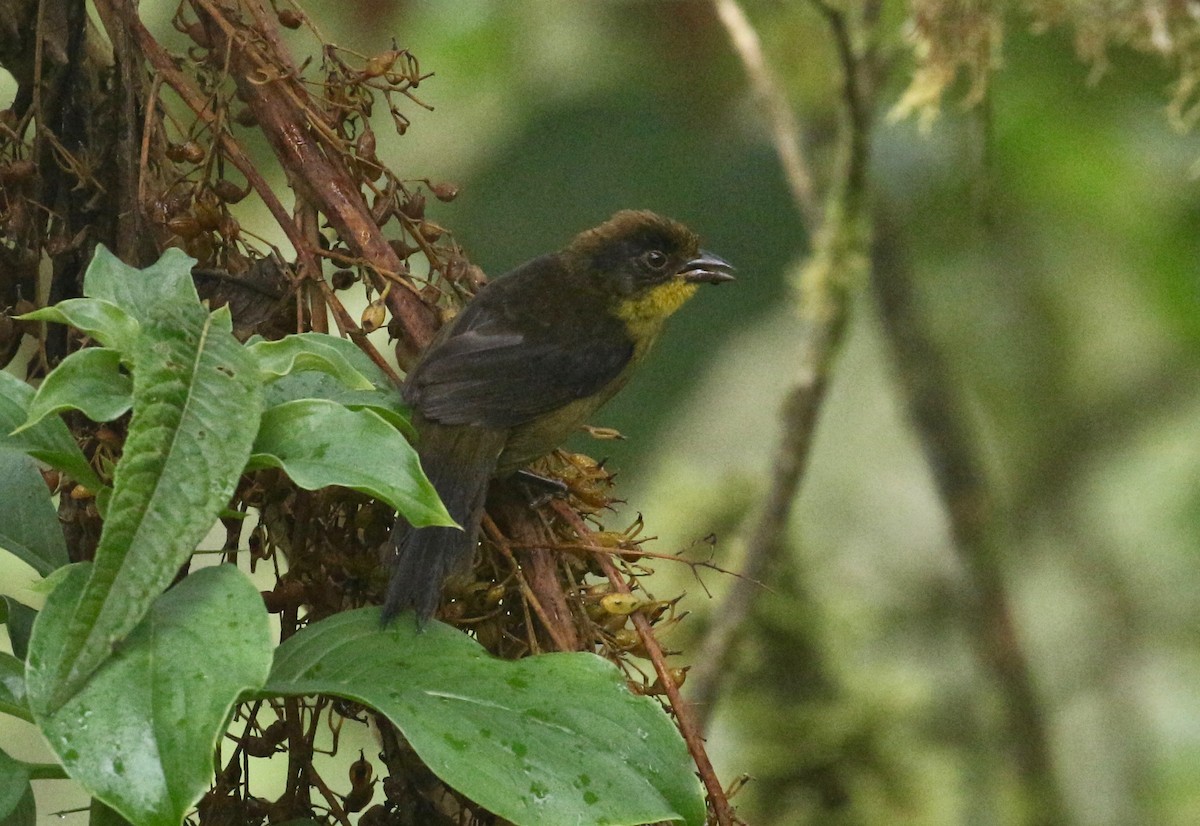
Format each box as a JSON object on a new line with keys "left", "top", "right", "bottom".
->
{"left": 89, "top": 800, "right": 134, "bottom": 826}
{"left": 0, "top": 448, "right": 68, "bottom": 576}
{"left": 264, "top": 610, "right": 705, "bottom": 826}
{"left": 0, "top": 749, "right": 33, "bottom": 826}
{"left": 262, "top": 370, "right": 414, "bottom": 438}
{"left": 249, "top": 333, "right": 375, "bottom": 390}
{"left": 0, "top": 372, "right": 105, "bottom": 493}
{"left": 248, "top": 331, "right": 397, "bottom": 390}
{"left": 28, "top": 564, "right": 272, "bottom": 826}
{"left": 29, "top": 291, "right": 263, "bottom": 712}
{"left": 0, "top": 653, "right": 29, "bottom": 722}
{"left": 81, "top": 246, "right": 200, "bottom": 324}
{"left": 1, "top": 598, "right": 37, "bottom": 660}
{"left": 249, "top": 399, "right": 451, "bottom": 528}
{"left": 18, "top": 299, "right": 139, "bottom": 356}
{"left": 15, "top": 348, "right": 132, "bottom": 433}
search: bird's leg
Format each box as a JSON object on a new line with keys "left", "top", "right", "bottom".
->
{"left": 513, "top": 468, "right": 569, "bottom": 507}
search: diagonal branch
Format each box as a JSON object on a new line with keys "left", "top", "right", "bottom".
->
{"left": 870, "top": 210, "right": 1069, "bottom": 825}
{"left": 712, "top": 0, "right": 822, "bottom": 229}
{"left": 692, "top": 0, "right": 875, "bottom": 730}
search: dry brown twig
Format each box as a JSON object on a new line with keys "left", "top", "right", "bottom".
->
{"left": 550, "top": 499, "right": 741, "bottom": 826}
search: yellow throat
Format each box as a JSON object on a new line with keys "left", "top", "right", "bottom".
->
{"left": 615, "top": 278, "right": 699, "bottom": 350}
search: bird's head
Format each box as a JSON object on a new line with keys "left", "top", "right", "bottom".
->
{"left": 564, "top": 210, "right": 734, "bottom": 333}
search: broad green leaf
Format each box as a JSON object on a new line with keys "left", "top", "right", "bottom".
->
{"left": 15, "top": 348, "right": 132, "bottom": 433}
{"left": 0, "top": 787, "right": 32, "bottom": 826}
{"left": 0, "top": 448, "right": 68, "bottom": 576}
{"left": 264, "top": 610, "right": 705, "bottom": 826}
{"left": 89, "top": 800, "right": 135, "bottom": 826}
{"left": 31, "top": 292, "right": 263, "bottom": 712}
{"left": 249, "top": 399, "right": 451, "bottom": 528}
{"left": 28, "top": 565, "right": 271, "bottom": 826}
{"left": 248, "top": 331, "right": 397, "bottom": 392}
{"left": 0, "top": 749, "right": 33, "bottom": 826}
{"left": 262, "top": 370, "right": 414, "bottom": 438}
{"left": 1, "top": 598, "right": 37, "bottom": 660}
{"left": 0, "top": 372, "right": 104, "bottom": 493}
{"left": 249, "top": 333, "right": 375, "bottom": 389}
{"left": 81, "top": 246, "right": 199, "bottom": 324}
{"left": 18, "top": 299, "right": 138, "bottom": 356}
{"left": 0, "top": 653, "right": 29, "bottom": 721}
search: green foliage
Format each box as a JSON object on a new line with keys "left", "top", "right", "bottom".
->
{"left": 0, "top": 748, "right": 35, "bottom": 826}
{"left": 28, "top": 565, "right": 272, "bottom": 826}
{"left": 15, "top": 348, "right": 132, "bottom": 434}
{"left": 0, "top": 246, "right": 700, "bottom": 826}
{"left": 265, "top": 609, "right": 706, "bottom": 826}
{"left": 0, "top": 372, "right": 105, "bottom": 494}
{"left": 249, "top": 399, "right": 451, "bottom": 528}
{"left": 0, "top": 654, "right": 28, "bottom": 722}
{"left": 0, "top": 450, "right": 69, "bottom": 577}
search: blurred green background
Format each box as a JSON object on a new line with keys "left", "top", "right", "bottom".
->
{"left": 5, "top": 1, "right": 1200, "bottom": 823}
{"left": 314, "top": 5, "right": 1200, "bottom": 822}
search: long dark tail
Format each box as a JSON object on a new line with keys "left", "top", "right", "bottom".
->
{"left": 381, "top": 422, "right": 505, "bottom": 625}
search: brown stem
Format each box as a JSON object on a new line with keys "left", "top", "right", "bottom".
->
{"left": 194, "top": 0, "right": 437, "bottom": 358}
{"left": 105, "top": 0, "right": 403, "bottom": 382}
{"left": 694, "top": 0, "right": 875, "bottom": 730}
{"left": 483, "top": 514, "right": 578, "bottom": 653}
{"left": 870, "top": 210, "right": 1069, "bottom": 825}
{"left": 550, "top": 500, "right": 739, "bottom": 826}
{"left": 711, "top": 0, "right": 821, "bottom": 229}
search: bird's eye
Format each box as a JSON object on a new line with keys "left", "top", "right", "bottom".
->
{"left": 643, "top": 250, "right": 669, "bottom": 270}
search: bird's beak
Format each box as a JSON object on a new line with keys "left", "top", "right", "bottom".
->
{"left": 679, "top": 251, "right": 735, "bottom": 284}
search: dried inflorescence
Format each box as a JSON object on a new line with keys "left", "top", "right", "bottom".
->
{"left": 2, "top": 2, "right": 706, "bottom": 822}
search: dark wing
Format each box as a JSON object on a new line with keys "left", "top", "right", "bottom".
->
{"left": 403, "top": 260, "right": 635, "bottom": 429}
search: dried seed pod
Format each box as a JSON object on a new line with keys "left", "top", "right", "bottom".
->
{"left": 0, "top": 159, "right": 35, "bottom": 185}
{"left": 483, "top": 583, "right": 506, "bottom": 608}
{"left": 364, "top": 50, "right": 398, "bottom": 78}
{"left": 344, "top": 751, "right": 375, "bottom": 813}
{"left": 277, "top": 8, "right": 303, "bottom": 28}
{"left": 400, "top": 192, "right": 425, "bottom": 220}
{"left": 166, "top": 212, "right": 201, "bottom": 238}
{"left": 185, "top": 233, "right": 215, "bottom": 263}
{"left": 599, "top": 593, "right": 646, "bottom": 617}
{"left": 355, "top": 127, "right": 377, "bottom": 162}
{"left": 218, "top": 215, "right": 241, "bottom": 240}
{"left": 610, "top": 627, "right": 636, "bottom": 648}
{"left": 429, "top": 181, "right": 459, "bottom": 202}
{"left": 166, "top": 140, "right": 205, "bottom": 164}
{"left": 388, "top": 238, "right": 416, "bottom": 258}
{"left": 331, "top": 269, "right": 357, "bottom": 290}
{"left": 212, "top": 179, "right": 248, "bottom": 204}
{"left": 360, "top": 300, "right": 386, "bottom": 333}
{"left": 193, "top": 189, "right": 223, "bottom": 231}
{"left": 417, "top": 220, "right": 444, "bottom": 242}
{"left": 647, "top": 667, "right": 690, "bottom": 695}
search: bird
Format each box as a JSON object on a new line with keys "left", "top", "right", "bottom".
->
{"left": 382, "top": 209, "right": 734, "bottom": 624}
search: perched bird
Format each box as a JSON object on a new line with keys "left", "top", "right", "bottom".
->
{"left": 382, "top": 210, "right": 734, "bottom": 624}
